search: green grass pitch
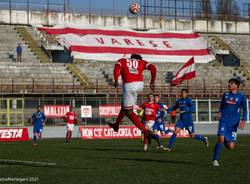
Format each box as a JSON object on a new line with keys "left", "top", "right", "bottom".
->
{"left": 0, "top": 136, "right": 250, "bottom": 184}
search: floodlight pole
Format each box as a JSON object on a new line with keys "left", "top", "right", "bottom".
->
{"left": 9, "top": 0, "right": 12, "bottom": 24}
{"left": 89, "top": 0, "right": 91, "bottom": 24}
{"left": 174, "top": 0, "right": 177, "bottom": 30}
{"left": 143, "top": 0, "right": 147, "bottom": 29}
{"left": 27, "top": 0, "right": 29, "bottom": 25}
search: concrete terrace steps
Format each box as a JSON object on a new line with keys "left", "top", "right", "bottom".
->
{"left": 15, "top": 26, "right": 51, "bottom": 63}
{"left": 0, "top": 25, "right": 38, "bottom": 63}
{"left": 0, "top": 61, "right": 80, "bottom": 87}
{"left": 66, "top": 64, "right": 94, "bottom": 88}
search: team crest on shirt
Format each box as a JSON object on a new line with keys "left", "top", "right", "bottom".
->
{"left": 226, "top": 97, "right": 236, "bottom": 105}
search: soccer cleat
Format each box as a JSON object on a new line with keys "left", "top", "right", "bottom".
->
{"left": 33, "top": 143, "right": 37, "bottom": 146}
{"left": 159, "top": 145, "right": 168, "bottom": 151}
{"left": 108, "top": 123, "right": 119, "bottom": 132}
{"left": 144, "top": 144, "right": 148, "bottom": 151}
{"left": 166, "top": 147, "right": 172, "bottom": 152}
{"left": 213, "top": 160, "right": 219, "bottom": 167}
{"left": 204, "top": 137, "right": 209, "bottom": 147}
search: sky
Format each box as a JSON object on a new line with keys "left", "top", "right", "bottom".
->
{"left": 0, "top": 0, "right": 140, "bottom": 15}
{"left": 0, "top": 0, "right": 248, "bottom": 17}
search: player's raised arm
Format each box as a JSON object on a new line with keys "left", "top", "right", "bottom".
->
{"left": 113, "top": 61, "right": 122, "bottom": 88}
{"left": 146, "top": 63, "right": 156, "bottom": 91}
{"left": 167, "top": 101, "right": 179, "bottom": 113}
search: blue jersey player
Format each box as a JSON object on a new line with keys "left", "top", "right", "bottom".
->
{"left": 152, "top": 94, "right": 168, "bottom": 150}
{"left": 213, "top": 78, "right": 247, "bottom": 167}
{"left": 166, "top": 88, "right": 209, "bottom": 151}
{"left": 32, "top": 106, "right": 46, "bottom": 146}
{"left": 152, "top": 95, "right": 171, "bottom": 145}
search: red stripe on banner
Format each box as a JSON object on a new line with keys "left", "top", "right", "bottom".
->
{"left": 171, "top": 57, "right": 196, "bottom": 85}
{"left": 173, "top": 57, "right": 195, "bottom": 76}
{"left": 69, "top": 46, "right": 210, "bottom": 56}
{"left": 38, "top": 27, "right": 200, "bottom": 39}
{"left": 171, "top": 71, "right": 196, "bottom": 85}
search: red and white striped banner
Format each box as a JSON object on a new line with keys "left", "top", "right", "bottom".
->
{"left": 0, "top": 128, "right": 29, "bottom": 142}
{"left": 171, "top": 57, "right": 196, "bottom": 85}
{"left": 38, "top": 24, "right": 214, "bottom": 63}
{"left": 79, "top": 125, "right": 190, "bottom": 139}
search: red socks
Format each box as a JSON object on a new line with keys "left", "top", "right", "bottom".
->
{"left": 115, "top": 109, "right": 126, "bottom": 126}
{"left": 126, "top": 111, "right": 148, "bottom": 133}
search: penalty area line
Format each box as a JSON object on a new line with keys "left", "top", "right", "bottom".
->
{"left": 0, "top": 159, "right": 57, "bottom": 167}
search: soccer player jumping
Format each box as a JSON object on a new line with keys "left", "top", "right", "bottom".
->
{"left": 109, "top": 54, "right": 156, "bottom": 138}
{"left": 213, "top": 78, "right": 247, "bottom": 167}
{"left": 166, "top": 88, "right": 209, "bottom": 151}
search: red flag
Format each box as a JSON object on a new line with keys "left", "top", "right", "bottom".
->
{"left": 171, "top": 57, "right": 196, "bottom": 86}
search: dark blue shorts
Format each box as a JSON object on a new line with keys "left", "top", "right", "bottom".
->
{"left": 175, "top": 120, "right": 194, "bottom": 134}
{"left": 217, "top": 121, "right": 238, "bottom": 142}
{"left": 33, "top": 126, "right": 43, "bottom": 134}
{"left": 153, "top": 122, "right": 165, "bottom": 132}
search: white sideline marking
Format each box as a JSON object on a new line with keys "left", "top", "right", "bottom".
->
{"left": 0, "top": 159, "right": 56, "bottom": 166}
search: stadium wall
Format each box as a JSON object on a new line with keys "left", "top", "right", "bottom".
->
{"left": 0, "top": 10, "right": 250, "bottom": 34}
{"left": 26, "top": 124, "right": 250, "bottom": 138}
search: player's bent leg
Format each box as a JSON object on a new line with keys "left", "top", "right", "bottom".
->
{"left": 191, "top": 133, "right": 209, "bottom": 147}
{"left": 227, "top": 142, "right": 236, "bottom": 150}
{"left": 108, "top": 109, "right": 125, "bottom": 132}
{"left": 166, "top": 128, "right": 181, "bottom": 151}
{"left": 125, "top": 109, "right": 148, "bottom": 134}
{"left": 116, "top": 109, "right": 126, "bottom": 125}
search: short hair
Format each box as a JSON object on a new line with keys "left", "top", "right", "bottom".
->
{"left": 181, "top": 88, "right": 188, "bottom": 93}
{"left": 131, "top": 54, "right": 142, "bottom": 60}
{"left": 229, "top": 78, "right": 240, "bottom": 87}
{"left": 149, "top": 93, "right": 154, "bottom": 96}
{"left": 154, "top": 94, "right": 160, "bottom": 98}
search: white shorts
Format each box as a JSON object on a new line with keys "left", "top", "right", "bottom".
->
{"left": 145, "top": 120, "right": 155, "bottom": 130}
{"left": 67, "top": 123, "right": 74, "bottom": 131}
{"left": 122, "top": 81, "right": 144, "bottom": 109}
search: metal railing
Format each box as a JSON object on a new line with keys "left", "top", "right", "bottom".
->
{"left": 0, "top": 78, "right": 249, "bottom": 99}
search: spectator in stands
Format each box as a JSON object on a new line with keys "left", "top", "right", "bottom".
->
{"left": 31, "top": 105, "right": 46, "bottom": 146}
{"left": 16, "top": 43, "right": 22, "bottom": 62}
{"left": 212, "top": 78, "right": 247, "bottom": 167}
{"left": 65, "top": 106, "right": 78, "bottom": 143}
{"left": 170, "top": 110, "right": 176, "bottom": 124}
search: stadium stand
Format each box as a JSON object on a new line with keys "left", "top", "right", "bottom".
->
{"left": 0, "top": 24, "right": 248, "bottom": 97}
{"left": 0, "top": 25, "right": 37, "bottom": 63}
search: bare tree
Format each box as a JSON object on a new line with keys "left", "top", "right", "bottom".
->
{"left": 201, "top": 0, "right": 212, "bottom": 19}
{"left": 217, "top": 0, "right": 240, "bottom": 20}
